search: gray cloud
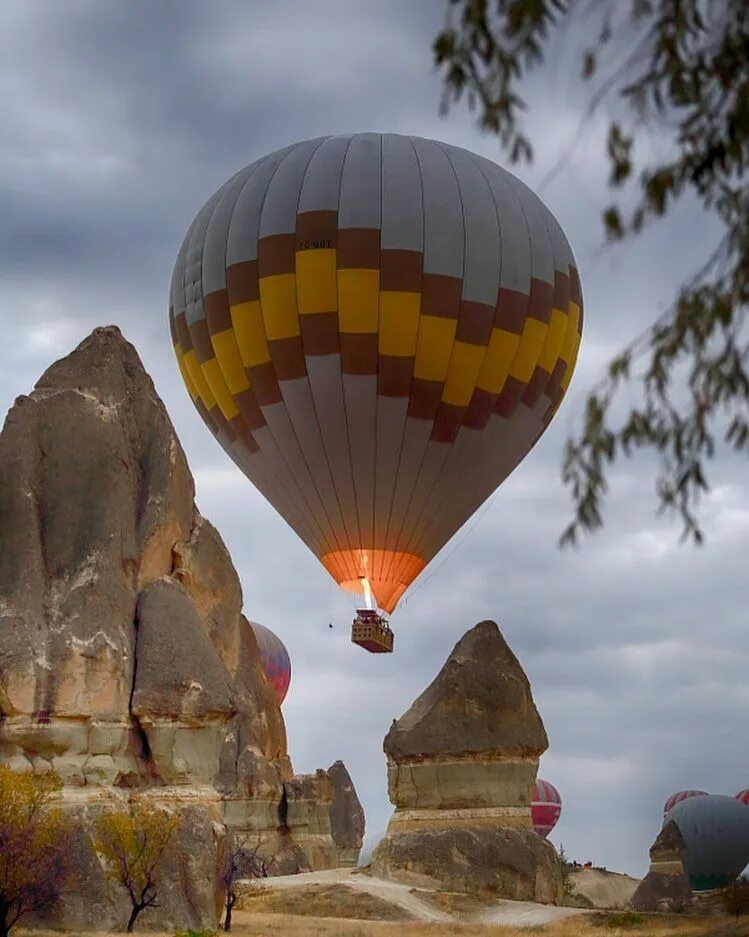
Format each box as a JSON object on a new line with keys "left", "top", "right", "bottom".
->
{"left": 1, "top": 0, "right": 744, "bottom": 878}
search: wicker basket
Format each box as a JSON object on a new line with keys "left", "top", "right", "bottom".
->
{"left": 351, "top": 610, "right": 394, "bottom": 653}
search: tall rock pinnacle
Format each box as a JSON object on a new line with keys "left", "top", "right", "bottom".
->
{"left": 373, "top": 620, "right": 563, "bottom": 903}
{"left": 0, "top": 326, "right": 362, "bottom": 930}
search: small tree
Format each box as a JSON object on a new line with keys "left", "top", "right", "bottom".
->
{"left": 0, "top": 765, "right": 67, "bottom": 937}
{"left": 95, "top": 801, "right": 178, "bottom": 932}
{"left": 221, "top": 836, "right": 273, "bottom": 932}
{"left": 557, "top": 844, "right": 576, "bottom": 900}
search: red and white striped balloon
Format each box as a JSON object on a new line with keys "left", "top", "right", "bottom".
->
{"left": 532, "top": 779, "right": 562, "bottom": 838}
{"left": 663, "top": 790, "right": 707, "bottom": 817}
{"left": 735, "top": 790, "right": 749, "bottom": 806}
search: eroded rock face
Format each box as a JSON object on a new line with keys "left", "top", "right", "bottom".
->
{"left": 374, "top": 827, "right": 562, "bottom": 902}
{"left": 372, "top": 621, "right": 562, "bottom": 903}
{"left": 631, "top": 820, "right": 692, "bottom": 913}
{"left": 0, "top": 327, "right": 340, "bottom": 930}
{"left": 132, "top": 579, "right": 238, "bottom": 787}
{"left": 31, "top": 793, "right": 227, "bottom": 932}
{"left": 384, "top": 620, "right": 547, "bottom": 761}
{"left": 283, "top": 770, "right": 338, "bottom": 870}
{"left": 328, "top": 760, "right": 365, "bottom": 867}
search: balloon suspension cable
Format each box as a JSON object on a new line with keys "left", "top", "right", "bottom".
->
{"left": 401, "top": 489, "right": 501, "bottom": 606}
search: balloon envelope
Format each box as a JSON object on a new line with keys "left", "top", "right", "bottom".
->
{"left": 666, "top": 794, "right": 749, "bottom": 890}
{"left": 736, "top": 790, "right": 749, "bottom": 806}
{"left": 532, "top": 779, "right": 562, "bottom": 838}
{"left": 249, "top": 621, "right": 291, "bottom": 705}
{"left": 663, "top": 789, "right": 707, "bottom": 816}
{"left": 170, "top": 134, "right": 583, "bottom": 612}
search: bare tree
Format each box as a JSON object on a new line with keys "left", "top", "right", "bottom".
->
{"left": 222, "top": 836, "right": 273, "bottom": 933}
{"left": 94, "top": 801, "right": 178, "bottom": 932}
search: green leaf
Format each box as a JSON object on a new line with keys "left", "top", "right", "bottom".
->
{"left": 603, "top": 206, "right": 624, "bottom": 239}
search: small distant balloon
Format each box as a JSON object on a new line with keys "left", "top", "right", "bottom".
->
{"left": 665, "top": 794, "right": 749, "bottom": 891}
{"left": 532, "top": 779, "right": 562, "bottom": 838}
{"left": 663, "top": 789, "right": 708, "bottom": 816}
{"left": 736, "top": 790, "right": 749, "bottom": 806}
{"left": 249, "top": 621, "right": 291, "bottom": 705}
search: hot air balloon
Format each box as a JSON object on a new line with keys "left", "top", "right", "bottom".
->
{"left": 169, "top": 134, "right": 583, "bottom": 650}
{"left": 665, "top": 794, "right": 749, "bottom": 890}
{"left": 663, "top": 789, "right": 707, "bottom": 817}
{"left": 736, "top": 790, "right": 749, "bottom": 806}
{"left": 249, "top": 621, "right": 291, "bottom": 705}
{"left": 532, "top": 779, "right": 562, "bottom": 838}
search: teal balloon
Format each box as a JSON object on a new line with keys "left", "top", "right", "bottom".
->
{"left": 666, "top": 794, "right": 749, "bottom": 890}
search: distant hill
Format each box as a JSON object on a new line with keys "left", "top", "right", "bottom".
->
{"left": 570, "top": 869, "right": 641, "bottom": 909}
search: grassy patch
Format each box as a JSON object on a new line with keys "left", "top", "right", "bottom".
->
{"left": 238, "top": 883, "right": 413, "bottom": 921}
{"left": 592, "top": 911, "right": 646, "bottom": 928}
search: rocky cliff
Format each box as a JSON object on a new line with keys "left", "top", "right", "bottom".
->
{"left": 372, "top": 621, "right": 563, "bottom": 903}
{"left": 0, "top": 327, "right": 352, "bottom": 929}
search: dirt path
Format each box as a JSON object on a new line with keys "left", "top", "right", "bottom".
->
{"left": 256, "top": 868, "right": 451, "bottom": 922}
{"left": 474, "top": 899, "right": 587, "bottom": 926}
{"left": 253, "top": 867, "right": 587, "bottom": 927}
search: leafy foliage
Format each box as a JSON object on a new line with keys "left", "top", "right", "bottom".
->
{"left": 556, "top": 843, "right": 576, "bottom": 898}
{"left": 434, "top": 0, "right": 749, "bottom": 544}
{"left": 0, "top": 766, "right": 67, "bottom": 937}
{"left": 95, "top": 801, "right": 178, "bottom": 932}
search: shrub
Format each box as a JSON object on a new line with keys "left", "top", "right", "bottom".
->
{"left": 557, "top": 844, "right": 576, "bottom": 899}
{"left": 0, "top": 766, "right": 67, "bottom": 937}
{"left": 720, "top": 877, "right": 749, "bottom": 918}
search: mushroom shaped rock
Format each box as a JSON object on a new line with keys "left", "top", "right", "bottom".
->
{"left": 372, "top": 620, "right": 562, "bottom": 903}
{"left": 631, "top": 820, "right": 692, "bottom": 912}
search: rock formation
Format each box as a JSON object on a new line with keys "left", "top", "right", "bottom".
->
{"left": 328, "top": 759, "right": 365, "bottom": 866}
{"left": 372, "top": 620, "right": 563, "bottom": 903}
{"left": 0, "top": 327, "right": 351, "bottom": 930}
{"left": 630, "top": 820, "right": 692, "bottom": 912}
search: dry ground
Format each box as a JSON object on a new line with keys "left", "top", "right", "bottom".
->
{"left": 23, "top": 911, "right": 749, "bottom": 937}
{"left": 17, "top": 911, "right": 749, "bottom": 937}
{"left": 231, "top": 868, "right": 749, "bottom": 935}
{"left": 240, "top": 883, "right": 416, "bottom": 921}
{"left": 239, "top": 867, "right": 583, "bottom": 926}
{"left": 17, "top": 869, "right": 749, "bottom": 937}
{"left": 228, "top": 912, "right": 749, "bottom": 937}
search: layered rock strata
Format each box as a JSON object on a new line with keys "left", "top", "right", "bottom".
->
{"left": 372, "top": 620, "right": 563, "bottom": 903}
{"left": 0, "top": 327, "right": 344, "bottom": 929}
{"left": 631, "top": 820, "right": 692, "bottom": 912}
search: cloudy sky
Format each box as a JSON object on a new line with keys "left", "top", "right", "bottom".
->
{"left": 2, "top": 1, "right": 745, "bottom": 877}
